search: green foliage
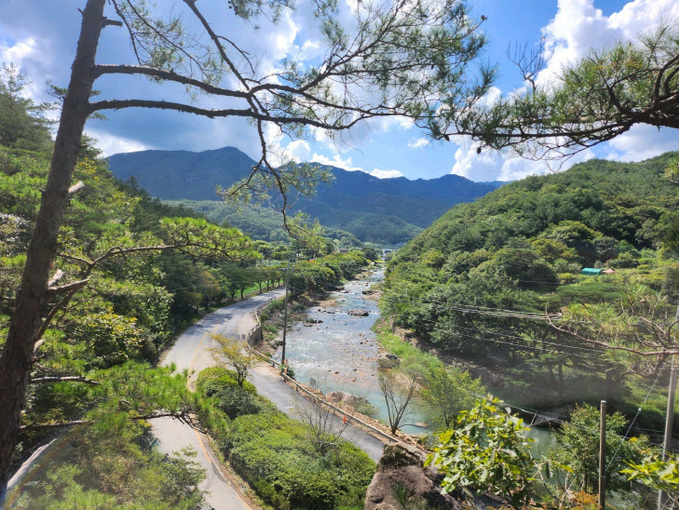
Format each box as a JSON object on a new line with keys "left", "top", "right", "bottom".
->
{"left": 623, "top": 450, "right": 679, "bottom": 507}
{"left": 76, "top": 311, "right": 142, "bottom": 368}
{"left": 289, "top": 251, "right": 368, "bottom": 296}
{"left": 10, "top": 363, "right": 204, "bottom": 508}
{"left": 10, "top": 427, "right": 205, "bottom": 509}
{"left": 195, "top": 368, "right": 375, "bottom": 509}
{"left": 225, "top": 412, "right": 375, "bottom": 509}
{"left": 426, "top": 397, "right": 535, "bottom": 508}
{"left": 421, "top": 365, "right": 484, "bottom": 430}
{"left": 551, "top": 403, "right": 645, "bottom": 493}
{"left": 0, "top": 65, "right": 52, "bottom": 152}
{"left": 0, "top": 86, "right": 263, "bottom": 499}
{"left": 209, "top": 334, "right": 260, "bottom": 387}
{"left": 216, "top": 386, "right": 262, "bottom": 420}
{"left": 382, "top": 152, "right": 679, "bottom": 411}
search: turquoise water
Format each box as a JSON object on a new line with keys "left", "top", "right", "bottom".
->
{"left": 275, "top": 269, "right": 429, "bottom": 434}
{"left": 276, "top": 267, "right": 557, "bottom": 445}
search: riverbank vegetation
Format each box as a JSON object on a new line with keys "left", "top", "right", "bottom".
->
{"left": 382, "top": 152, "right": 679, "bottom": 428}
{"left": 195, "top": 367, "right": 376, "bottom": 509}
{"left": 379, "top": 153, "right": 679, "bottom": 507}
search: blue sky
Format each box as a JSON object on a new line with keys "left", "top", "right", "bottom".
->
{"left": 1, "top": 0, "right": 678, "bottom": 182}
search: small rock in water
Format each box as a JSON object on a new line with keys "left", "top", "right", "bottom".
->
{"left": 348, "top": 309, "right": 369, "bottom": 317}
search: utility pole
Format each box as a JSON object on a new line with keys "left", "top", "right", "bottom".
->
{"left": 658, "top": 368, "right": 677, "bottom": 510}
{"left": 281, "top": 259, "right": 291, "bottom": 365}
{"left": 599, "top": 400, "right": 606, "bottom": 510}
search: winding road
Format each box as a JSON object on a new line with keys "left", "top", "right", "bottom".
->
{"left": 153, "top": 288, "right": 385, "bottom": 510}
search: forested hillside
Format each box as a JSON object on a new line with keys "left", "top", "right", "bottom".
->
{"left": 109, "top": 148, "right": 502, "bottom": 244}
{"left": 163, "top": 199, "right": 368, "bottom": 246}
{"left": 383, "top": 153, "right": 679, "bottom": 414}
{"left": 0, "top": 73, "right": 380, "bottom": 506}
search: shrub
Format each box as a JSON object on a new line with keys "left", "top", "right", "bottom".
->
{"left": 216, "top": 386, "right": 262, "bottom": 419}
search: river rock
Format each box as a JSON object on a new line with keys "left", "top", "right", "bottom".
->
{"left": 363, "top": 444, "right": 463, "bottom": 510}
{"left": 305, "top": 318, "right": 323, "bottom": 324}
{"left": 378, "top": 353, "right": 400, "bottom": 368}
{"left": 362, "top": 288, "right": 376, "bottom": 295}
{"left": 327, "top": 390, "right": 348, "bottom": 402}
{"left": 348, "top": 308, "right": 370, "bottom": 317}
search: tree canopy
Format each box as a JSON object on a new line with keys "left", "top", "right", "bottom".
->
{"left": 440, "top": 23, "right": 679, "bottom": 159}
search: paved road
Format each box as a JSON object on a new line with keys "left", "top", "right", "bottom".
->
{"left": 154, "top": 287, "right": 385, "bottom": 509}
{"left": 250, "top": 365, "right": 385, "bottom": 462}
{"left": 153, "top": 290, "right": 284, "bottom": 510}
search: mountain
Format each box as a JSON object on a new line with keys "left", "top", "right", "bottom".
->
{"left": 108, "top": 146, "right": 503, "bottom": 244}
{"left": 108, "top": 146, "right": 254, "bottom": 200}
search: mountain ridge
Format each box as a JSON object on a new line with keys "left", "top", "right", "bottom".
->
{"left": 108, "top": 146, "right": 504, "bottom": 243}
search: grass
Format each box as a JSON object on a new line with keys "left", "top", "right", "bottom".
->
{"left": 373, "top": 318, "right": 445, "bottom": 377}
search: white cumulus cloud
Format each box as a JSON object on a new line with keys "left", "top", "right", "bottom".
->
{"left": 0, "top": 37, "right": 36, "bottom": 64}
{"left": 408, "top": 137, "right": 429, "bottom": 149}
{"left": 87, "top": 129, "right": 151, "bottom": 157}
{"left": 369, "top": 169, "right": 404, "bottom": 179}
{"left": 606, "top": 125, "right": 679, "bottom": 162}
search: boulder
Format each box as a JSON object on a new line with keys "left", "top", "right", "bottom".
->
{"left": 377, "top": 353, "right": 400, "bottom": 368}
{"left": 363, "top": 444, "right": 463, "bottom": 510}
{"left": 348, "top": 308, "right": 370, "bottom": 317}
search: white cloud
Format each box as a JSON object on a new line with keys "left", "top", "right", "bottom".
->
{"left": 466, "top": 0, "right": 679, "bottom": 182}
{"left": 450, "top": 140, "right": 594, "bottom": 182}
{"left": 369, "top": 168, "right": 403, "bottom": 179}
{"left": 284, "top": 139, "right": 312, "bottom": 162}
{"left": 408, "top": 137, "right": 429, "bottom": 149}
{"left": 311, "top": 153, "right": 362, "bottom": 171}
{"left": 87, "top": 129, "right": 151, "bottom": 157}
{"left": 537, "top": 0, "right": 679, "bottom": 87}
{"left": 0, "top": 37, "right": 35, "bottom": 64}
{"left": 606, "top": 125, "right": 679, "bottom": 162}
{"left": 299, "top": 39, "right": 322, "bottom": 60}
{"left": 310, "top": 152, "right": 403, "bottom": 179}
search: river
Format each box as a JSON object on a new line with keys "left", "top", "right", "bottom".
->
{"left": 273, "top": 267, "right": 429, "bottom": 434}
{"left": 275, "top": 266, "right": 558, "bottom": 447}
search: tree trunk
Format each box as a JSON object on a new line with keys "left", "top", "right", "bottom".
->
{"left": 0, "top": 0, "right": 105, "bottom": 496}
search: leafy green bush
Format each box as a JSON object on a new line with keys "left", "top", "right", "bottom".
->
{"left": 195, "top": 366, "right": 376, "bottom": 509}
{"left": 195, "top": 366, "right": 256, "bottom": 395}
{"left": 216, "top": 386, "right": 262, "bottom": 419}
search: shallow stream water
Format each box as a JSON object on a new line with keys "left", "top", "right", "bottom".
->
{"left": 274, "top": 268, "right": 428, "bottom": 434}
{"left": 275, "top": 267, "right": 558, "bottom": 445}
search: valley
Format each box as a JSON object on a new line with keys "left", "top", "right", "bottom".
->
{"left": 109, "top": 147, "right": 502, "bottom": 245}
{"left": 2, "top": 2, "right": 679, "bottom": 508}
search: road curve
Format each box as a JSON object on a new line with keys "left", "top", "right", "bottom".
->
{"left": 153, "top": 290, "right": 284, "bottom": 510}
{"left": 154, "top": 287, "right": 385, "bottom": 509}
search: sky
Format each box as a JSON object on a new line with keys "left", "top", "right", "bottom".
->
{"left": 0, "top": 0, "right": 678, "bottom": 182}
